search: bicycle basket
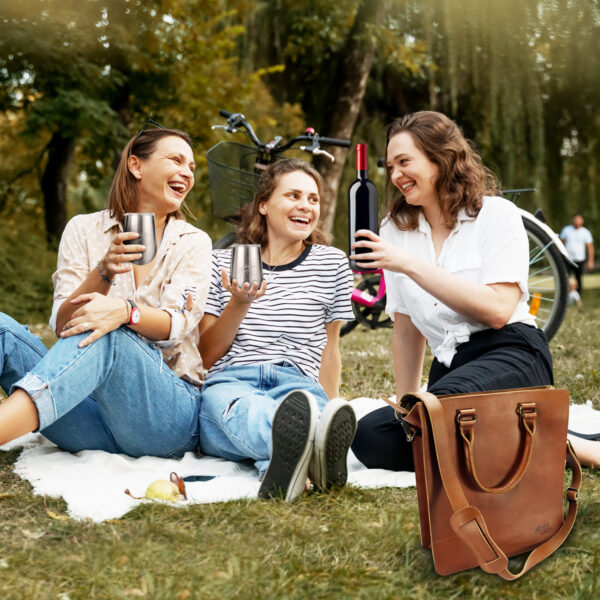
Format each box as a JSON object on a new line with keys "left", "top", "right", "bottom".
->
{"left": 207, "top": 141, "right": 266, "bottom": 220}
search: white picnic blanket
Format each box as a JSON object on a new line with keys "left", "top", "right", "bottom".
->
{"left": 0, "top": 398, "right": 414, "bottom": 522}
{"left": 2, "top": 398, "right": 599, "bottom": 523}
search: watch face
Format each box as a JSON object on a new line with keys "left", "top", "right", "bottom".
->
{"left": 130, "top": 308, "right": 141, "bottom": 324}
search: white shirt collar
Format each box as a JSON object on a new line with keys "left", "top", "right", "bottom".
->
{"left": 416, "top": 207, "right": 476, "bottom": 236}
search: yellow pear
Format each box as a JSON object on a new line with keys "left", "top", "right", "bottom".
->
{"left": 144, "top": 479, "right": 181, "bottom": 502}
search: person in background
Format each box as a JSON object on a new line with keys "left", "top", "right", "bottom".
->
{"left": 349, "top": 110, "right": 600, "bottom": 470}
{"left": 568, "top": 275, "right": 582, "bottom": 308}
{"left": 0, "top": 125, "right": 211, "bottom": 459}
{"left": 560, "top": 213, "right": 594, "bottom": 299}
{"left": 197, "top": 159, "right": 357, "bottom": 501}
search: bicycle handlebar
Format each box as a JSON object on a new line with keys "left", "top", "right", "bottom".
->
{"left": 319, "top": 136, "right": 351, "bottom": 148}
{"left": 216, "top": 109, "right": 351, "bottom": 156}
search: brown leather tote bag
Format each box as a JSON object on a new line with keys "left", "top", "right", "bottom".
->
{"left": 396, "top": 386, "right": 581, "bottom": 580}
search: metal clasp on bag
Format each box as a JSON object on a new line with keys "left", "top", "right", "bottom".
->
{"left": 400, "top": 419, "right": 417, "bottom": 442}
{"left": 394, "top": 395, "right": 420, "bottom": 442}
{"left": 394, "top": 409, "right": 417, "bottom": 442}
{"left": 517, "top": 402, "right": 538, "bottom": 434}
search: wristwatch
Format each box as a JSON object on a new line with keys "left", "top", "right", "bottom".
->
{"left": 127, "top": 299, "right": 141, "bottom": 325}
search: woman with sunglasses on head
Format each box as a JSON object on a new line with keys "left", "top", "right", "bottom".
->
{"left": 197, "top": 158, "right": 357, "bottom": 501}
{"left": 349, "top": 111, "right": 600, "bottom": 470}
{"left": 0, "top": 126, "right": 211, "bottom": 459}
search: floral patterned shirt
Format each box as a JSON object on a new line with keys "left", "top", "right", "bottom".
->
{"left": 49, "top": 210, "right": 212, "bottom": 385}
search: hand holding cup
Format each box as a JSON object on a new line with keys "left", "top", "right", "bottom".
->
{"left": 99, "top": 231, "right": 146, "bottom": 280}
{"left": 221, "top": 268, "right": 267, "bottom": 304}
{"left": 217, "top": 245, "right": 267, "bottom": 305}
{"left": 230, "top": 244, "right": 264, "bottom": 288}
{"left": 123, "top": 213, "right": 157, "bottom": 265}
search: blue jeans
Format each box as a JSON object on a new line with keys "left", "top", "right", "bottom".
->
{"left": 0, "top": 312, "right": 200, "bottom": 458}
{"left": 198, "top": 362, "right": 329, "bottom": 477}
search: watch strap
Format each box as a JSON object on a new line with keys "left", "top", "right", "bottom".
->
{"left": 127, "top": 298, "right": 140, "bottom": 325}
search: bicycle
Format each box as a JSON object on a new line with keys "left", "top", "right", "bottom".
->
{"left": 206, "top": 118, "right": 573, "bottom": 341}
{"left": 340, "top": 189, "right": 574, "bottom": 341}
{"left": 206, "top": 110, "right": 350, "bottom": 248}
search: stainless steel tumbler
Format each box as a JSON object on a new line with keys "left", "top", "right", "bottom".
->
{"left": 123, "top": 213, "right": 157, "bottom": 265}
{"left": 230, "top": 244, "right": 264, "bottom": 287}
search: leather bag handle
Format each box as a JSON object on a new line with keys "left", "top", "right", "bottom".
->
{"left": 457, "top": 402, "right": 537, "bottom": 494}
{"left": 406, "top": 391, "right": 581, "bottom": 581}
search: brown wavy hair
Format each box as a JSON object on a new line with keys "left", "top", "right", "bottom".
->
{"left": 236, "top": 158, "right": 330, "bottom": 246}
{"left": 384, "top": 111, "right": 501, "bottom": 230}
{"left": 108, "top": 128, "right": 193, "bottom": 223}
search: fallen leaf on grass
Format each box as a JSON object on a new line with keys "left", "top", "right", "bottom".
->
{"left": 46, "top": 509, "right": 69, "bottom": 521}
{"left": 367, "top": 521, "right": 383, "bottom": 528}
{"left": 21, "top": 529, "right": 46, "bottom": 539}
{"left": 116, "top": 555, "right": 129, "bottom": 567}
{"left": 124, "top": 589, "right": 145, "bottom": 597}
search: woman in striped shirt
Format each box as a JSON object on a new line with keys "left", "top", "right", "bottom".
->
{"left": 198, "top": 159, "right": 356, "bottom": 501}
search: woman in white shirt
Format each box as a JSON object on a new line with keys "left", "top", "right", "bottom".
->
{"left": 349, "top": 111, "right": 599, "bottom": 469}
{"left": 0, "top": 126, "right": 211, "bottom": 458}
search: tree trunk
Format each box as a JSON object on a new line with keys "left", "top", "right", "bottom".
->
{"left": 112, "top": 83, "right": 131, "bottom": 171}
{"left": 40, "top": 131, "right": 75, "bottom": 245}
{"left": 315, "top": 0, "right": 386, "bottom": 236}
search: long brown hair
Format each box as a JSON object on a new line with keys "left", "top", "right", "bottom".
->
{"left": 384, "top": 111, "right": 501, "bottom": 230}
{"left": 108, "top": 128, "right": 193, "bottom": 223}
{"left": 237, "top": 158, "right": 331, "bottom": 246}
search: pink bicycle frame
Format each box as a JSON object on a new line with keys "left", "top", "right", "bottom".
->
{"left": 350, "top": 268, "right": 387, "bottom": 307}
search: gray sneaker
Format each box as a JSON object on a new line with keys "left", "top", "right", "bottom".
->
{"left": 258, "top": 390, "right": 318, "bottom": 502}
{"left": 309, "top": 399, "right": 357, "bottom": 492}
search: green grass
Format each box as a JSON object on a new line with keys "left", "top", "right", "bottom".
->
{"left": 1, "top": 292, "right": 600, "bottom": 599}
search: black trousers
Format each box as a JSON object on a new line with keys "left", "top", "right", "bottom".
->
{"left": 574, "top": 260, "right": 586, "bottom": 293}
{"left": 351, "top": 323, "right": 553, "bottom": 472}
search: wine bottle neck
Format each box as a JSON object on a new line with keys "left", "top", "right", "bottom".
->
{"left": 357, "top": 169, "right": 369, "bottom": 179}
{"left": 356, "top": 143, "right": 368, "bottom": 172}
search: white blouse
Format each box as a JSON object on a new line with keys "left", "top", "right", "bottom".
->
{"left": 382, "top": 196, "right": 536, "bottom": 367}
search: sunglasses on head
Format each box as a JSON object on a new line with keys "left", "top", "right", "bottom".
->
{"left": 134, "top": 118, "right": 166, "bottom": 142}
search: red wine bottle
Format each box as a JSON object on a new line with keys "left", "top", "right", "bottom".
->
{"left": 348, "top": 143, "right": 378, "bottom": 272}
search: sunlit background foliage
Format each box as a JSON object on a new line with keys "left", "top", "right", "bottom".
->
{"left": 0, "top": 0, "right": 598, "bottom": 321}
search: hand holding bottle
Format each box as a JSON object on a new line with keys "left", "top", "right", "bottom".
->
{"left": 350, "top": 229, "right": 417, "bottom": 274}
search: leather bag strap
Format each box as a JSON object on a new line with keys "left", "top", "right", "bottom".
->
{"left": 415, "top": 391, "right": 581, "bottom": 580}
{"left": 457, "top": 402, "right": 537, "bottom": 493}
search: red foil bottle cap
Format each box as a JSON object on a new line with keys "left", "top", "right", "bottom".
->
{"left": 356, "top": 144, "right": 368, "bottom": 171}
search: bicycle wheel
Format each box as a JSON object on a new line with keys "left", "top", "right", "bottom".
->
{"left": 351, "top": 273, "right": 392, "bottom": 331}
{"left": 523, "top": 218, "right": 569, "bottom": 341}
{"left": 340, "top": 318, "right": 360, "bottom": 337}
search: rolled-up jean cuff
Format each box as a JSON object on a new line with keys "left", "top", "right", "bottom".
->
{"left": 10, "top": 372, "right": 56, "bottom": 431}
{"left": 256, "top": 459, "right": 268, "bottom": 480}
